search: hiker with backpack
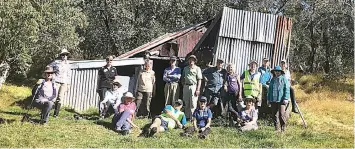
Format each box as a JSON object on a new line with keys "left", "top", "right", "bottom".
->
{"left": 33, "top": 66, "right": 57, "bottom": 124}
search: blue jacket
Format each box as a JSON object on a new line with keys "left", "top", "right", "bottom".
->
{"left": 258, "top": 66, "right": 272, "bottom": 85}
{"left": 267, "top": 75, "right": 290, "bottom": 102}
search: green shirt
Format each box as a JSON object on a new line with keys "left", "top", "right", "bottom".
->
{"left": 183, "top": 65, "right": 202, "bottom": 85}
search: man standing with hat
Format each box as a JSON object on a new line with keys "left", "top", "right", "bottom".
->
{"left": 182, "top": 55, "right": 203, "bottom": 120}
{"left": 241, "top": 60, "right": 262, "bottom": 111}
{"left": 99, "top": 76, "right": 123, "bottom": 119}
{"left": 48, "top": 48, "right": 72, "bottom": 118}
{"left": 97, "top": 55, "right": 118, "bottom": 117}
{"left": 258, "top": 58, "right": 272, "bottom": 114}
{"left": 136, "top": 59, "right": 155, "bottom": 118}
{"left": 202, "top": 59, "right": 226, "bottom": 118}
{"left": 163, "top": 56, "right": 181, "bottom": 106}
{"left": 268, "top": 66, "right": 290, "bottom": 132}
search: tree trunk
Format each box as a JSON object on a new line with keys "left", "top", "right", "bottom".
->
{"left": 308, "top": 4, "right": 316, "bottom": 73}
{"left": 0, "top": 61, "right": 10, "bottom": 90}
{"left": 322, "top": 22, "right": 330, "bottom": 73}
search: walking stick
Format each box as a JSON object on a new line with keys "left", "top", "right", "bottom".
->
{"left": 295, "top": 102, "right": 307, "bottom": 128}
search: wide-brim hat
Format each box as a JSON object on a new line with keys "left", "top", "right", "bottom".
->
{"left": 175, "top": 99, "right": 184, "bottom": 106}
{"left": 217, "top": 59, "right": 224, "bottom": 63}
{"left": 112, "top": 77, "right": 122, "bottom": 88}
{"left": 263, "top": 57, "right": 270, "bottom": 61}
{"left": 59, "top": 48, "right": 70, "bottom": 55}
{"left": 244, "top": 96, "right": 256, "bottom": 103}
{"left": 187, "top": 55, "right": 197, "bottom": 61}
{"left": 281, "top": 59, "right": 287, "bottom": 63}
{"left": 43, "top": 66, "right": 54, "bottom": 73}
{"left": 271, "top": 66, "right": 285, "bottom": 74}
{"left": 122, "top": 92, "right": 135, "bottom": 100}
{"left": 249, "top": 60, "right": 258, "bottom": 65}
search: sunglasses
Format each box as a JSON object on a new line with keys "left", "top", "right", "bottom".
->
{"left": 61, "top": 54, "right": 68, "bottom": 56}
{"left": 46, "top": 72, "right": 54, "bottom": 75}
{"left": 106, "top": 59, "right": 113, "bottom": 62}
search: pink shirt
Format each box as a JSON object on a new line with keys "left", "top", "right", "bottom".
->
{"left": 118, "top": 102, "right": 136, "bottom": 120}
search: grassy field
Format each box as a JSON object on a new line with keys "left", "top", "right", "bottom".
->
{"left": 0, "top": 74, "right": 353, "bottom": 148}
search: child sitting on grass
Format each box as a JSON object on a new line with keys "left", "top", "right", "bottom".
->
{"left": 180, "top": 96, "right": 212, "bottom": 139}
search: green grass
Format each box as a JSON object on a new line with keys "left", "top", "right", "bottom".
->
{"left": 0, "top": 77, "right": 354, "bottom": 148}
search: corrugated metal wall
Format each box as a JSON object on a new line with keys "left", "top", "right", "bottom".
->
{"left": 213, "top": 7, "right": 292, "bottom": 74}
{"left": 62, "top": 68, "right": 137, "bottom": 112}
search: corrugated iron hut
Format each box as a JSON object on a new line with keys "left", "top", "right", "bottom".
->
{"left": 190, "top": 7, "right": 292, "bottom": 74}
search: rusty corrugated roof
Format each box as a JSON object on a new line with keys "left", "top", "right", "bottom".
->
{"left": 118, "top": 20, "right": 212, "bottom": 59}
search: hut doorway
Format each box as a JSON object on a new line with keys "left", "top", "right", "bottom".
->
{"left": 150, "top": 59, "right": 170, "bottom": 117}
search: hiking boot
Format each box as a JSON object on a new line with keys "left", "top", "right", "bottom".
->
{"left": 149, "top": 127, "right": 157, "bottom": 137}
{"left": 121, "top": 130, "right": 130, "bottom": 136}
{"left": 53, "top": 102, "right": 61, "bottom": 118}
{"left": 198, "top": 134, "right": 206, "bottom": 139}
{"left": 292, "top": 108, "right": 299, "bottom": 114}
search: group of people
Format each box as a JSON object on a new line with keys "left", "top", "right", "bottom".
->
{"left": 33, "top": 48, "right": 298, "bottom": 138}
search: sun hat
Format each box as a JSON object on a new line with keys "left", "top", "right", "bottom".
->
{"left": 59, "top": 48, "right": 70, "bottom": 55}
{"left": 271, "top": 66, "right": 285, "bottom": 74}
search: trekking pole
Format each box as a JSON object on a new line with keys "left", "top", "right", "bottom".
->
{"left": 21, "top": 82, "right": 41, "bottom": 123}
{"left": 295, "top": 102, "right": 307, "bottom": 128}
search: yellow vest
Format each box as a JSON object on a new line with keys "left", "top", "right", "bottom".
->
{"left": 243, "top": 70, "right": 261, "bottom": 97}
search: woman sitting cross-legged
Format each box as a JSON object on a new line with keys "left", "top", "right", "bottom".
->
{"left": 237, "top": 96, "right": 258, "bottom": 132}
{"left": 34, "top": 66, "right": 57, "bottom": 125}
{"left": 112, "top": 92, "right": 138, "bottom": 135}
{"left": 180, "top": 96, "right": 212, "bottom": 139}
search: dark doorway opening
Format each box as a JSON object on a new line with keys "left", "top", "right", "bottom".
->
{"left": 150, "top": 59, "right": 170, "bottom": 117}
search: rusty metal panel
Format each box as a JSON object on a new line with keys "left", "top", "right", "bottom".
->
{"left": 272, "top": 16, "right": 292, "bottom": 67}
{"left": 177, "top": 30, "right": 204, "bottom": 58}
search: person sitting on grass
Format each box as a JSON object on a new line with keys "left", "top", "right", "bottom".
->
{"left": 180, "top": 96, "right": 212, "bottom": 139}
{"left": 100, "top": 77, "right": 123, "bottom": 119}
{"left": 112, "top": 92, "right": 138, "bottom": 135}
{"left": 140, "top": 99, "right": 187, "bottom": 137}
{"left": 237, "top": 96, "right": 258, "bottom": 132}
{"left": 34, "top": 66, "right": 57, "bottom": 125}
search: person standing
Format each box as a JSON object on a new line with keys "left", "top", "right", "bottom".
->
{"left": 163, "top": 56, "right": 181, "bottom": 106}
{"left": 241, "top": 60, "right": 262, "bottom": 111}
{"left": 280, "top": 59, "right": 299, "bottom": 113}
{"left": 48, "top": 48, "right": 72, "bottom": 118}
{"left": 182, "top": 55, "right": 202, "bottom": 120}
{"left": 136, "top": 59, "right": 155, "bottom": 117}
{"left": 97, "top": 55, "right": 117, "bottom": 117}
{"left": 268, "top": 66, "right": 290, "bottom": 132}
{"left": 202, "top": 59, "right": 226, "bottom": 117}
{"left": 34, "top": 66, "right": 57, "bottom": 124}
{"left": 224, "top": 63, "right": 243, "bottom": 123}
{"left": 258, "top": 58, "right": 272, "bottom": 115}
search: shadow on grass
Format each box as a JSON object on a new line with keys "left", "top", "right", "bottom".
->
{"left": 95, "top": 120, "right": 117, "bottom": 133}
{"left": 65, "top": 108, "right": 100, "bottom": 121}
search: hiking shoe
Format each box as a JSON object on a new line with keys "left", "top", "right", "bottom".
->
{"left": 149, "top": 127, "right": 157, "bottom": 137}
{"left": 121, "top": 130, "right": 130, "bottom": 136}
{"left": 198, "top": 134, "right": 206, "bottom": 139}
